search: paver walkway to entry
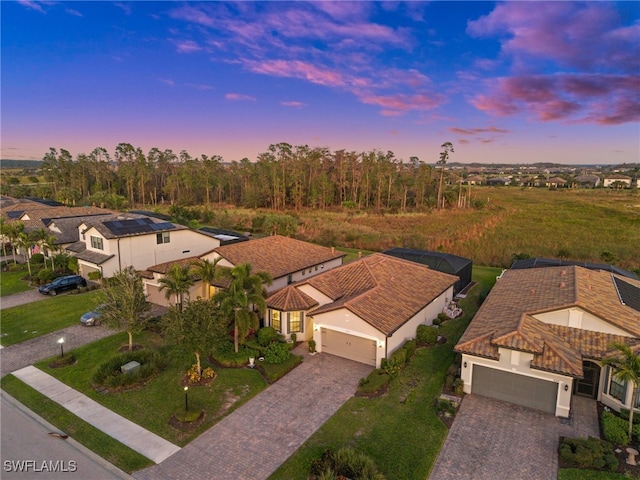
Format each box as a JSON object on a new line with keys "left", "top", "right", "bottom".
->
{"left": 134, "top": 347, "right": 373, "bottom": 480}
{"left": 12, "top": 366, "right": 181, "bottom": 464}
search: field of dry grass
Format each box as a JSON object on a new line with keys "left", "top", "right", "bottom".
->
{"left": 202, "top": 187, "right": 639, "bottom": 271}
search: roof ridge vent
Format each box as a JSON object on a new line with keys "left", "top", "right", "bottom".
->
{"left": 560, "top": 282, "right": 566, "bottom": 288}
{"left": 560, "top": 269, "right": 567, "bottom": 276}
{"left": 530, "top": 288, "right": 536, "bottom": 295}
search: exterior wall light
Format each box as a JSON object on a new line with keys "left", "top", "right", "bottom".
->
{"left": 564, "top": 384, "right": 569, "bottom": 392}
{"left": 463, "top": 361, "right": 467, "bottom": 368}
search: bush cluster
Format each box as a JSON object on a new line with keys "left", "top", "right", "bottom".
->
{"left": 559, "top": 437, "right": 618, "bottom": 471}
{"left": 264, "top": 341, "right": 290, "bottom": 364}
{"left": 601, "top": 410, "right": 631, "bottom": 446}
{"left": 436, "top": 398, "right": 458, "bottom": 416}
{"left": 357, "top": 370, "right": 391, "bottom": 395}
{"left": 309, "top": 447, "right": 386, "bottom": 480}
{"left": 211, "top": 342, "right": 259, "bottom": 367}
{"left": 257, "top": 327, "right": 281, "bottom": 347}
{"left": 417, "top": 325, "right": 438, "bottom": 345}
{"left": 91, "top": 350, "right": 166, "bottom": 389}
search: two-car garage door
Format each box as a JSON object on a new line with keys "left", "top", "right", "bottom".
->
{"left": 472, "top": 365, "right": 558, "bottom": 414}
{"left": 321, "top": 328, "right": 377, "bottom": 366}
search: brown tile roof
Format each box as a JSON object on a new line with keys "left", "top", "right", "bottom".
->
{"left": 456, "top": 266, "right": 640, "bottom": 377}
{"left": 146, "top": 257, "right": 200, "bottom": 274}
{"left": 292, "top": 253, "right": 457, "bottom": 335}
{"left": 267, "top": 286, "right": 319, "bottom": 311}
{"left": 214, "top": 235, "right": 345, "bottom": 279}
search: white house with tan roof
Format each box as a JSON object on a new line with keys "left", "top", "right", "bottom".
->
{"left": 142, "top": 235, "right": 345, "bottom": 307}
{"left": 67, "top": 214, "right": 219, "bottom": 280}
{"left": 456, "top": 266, "right": 640, "bottom": 417}
{"left": 265, "top": 253, "right": 458, "bottom": 367}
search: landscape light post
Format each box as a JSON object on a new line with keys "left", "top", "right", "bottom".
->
{"left": 57, "top": 337, "right": 64, "bottom": 358}
{"left": 184, "top": 386, "right": 189, "bottom": 411}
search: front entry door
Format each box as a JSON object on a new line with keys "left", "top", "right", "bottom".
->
{"left": 574, "top": 361, "right": 600, "bottom": 398}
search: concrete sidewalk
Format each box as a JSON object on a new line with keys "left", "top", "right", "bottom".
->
{"left": 11, "top": 366, "right": 181, "bottom": 464}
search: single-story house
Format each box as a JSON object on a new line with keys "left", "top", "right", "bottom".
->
{"left": 510, "top": 257, "right": 638, "bottom": 280}
{"left": 545, "top": 177, "right": 566, "bottom": 188}
{"left": 382, "top": 248, "right": 472, "bottom": 295}
{"left": 485, "top": 177, "right": 511, "bottom": 186}
{"left": 455, "top": 266, "right": 640, "bottom": 417}
{"left": 265, "top": 253, "right": 458, "bottom": 367}
{"left": 603, "top": 175, "right": 632, "bottom": 188}
{"left": 142, "top": 235, "right": 345, "bottom": 307}
{"left": 573, "top": 174, "right": 601, "bottom": 188}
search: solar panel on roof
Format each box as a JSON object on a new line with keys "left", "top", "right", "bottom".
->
{"left": 614, "top": 277, "right": 640, "bottom": 312}
{"left": 103, "top": 218, "right": 175, "bottom": 236}
{"left": 7, "top": 211, "right": 23, "bottom": 219}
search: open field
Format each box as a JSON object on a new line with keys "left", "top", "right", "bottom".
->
{"left": 187, "top": 187, "right": 639, "bottom": 271}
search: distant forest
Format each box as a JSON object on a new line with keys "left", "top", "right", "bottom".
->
{"left": 0, "top": 143, "right": 478, "bottom": 212}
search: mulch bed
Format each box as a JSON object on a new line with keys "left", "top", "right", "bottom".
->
{"left": 179, "top": 373, "right": 216, "bottom": 388}
{"left": 117, "top": 344, "right": 145, "bottom": 352}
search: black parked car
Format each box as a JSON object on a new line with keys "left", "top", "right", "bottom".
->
{"left": 39, "top": 275, "right": 86, "bottom": 296}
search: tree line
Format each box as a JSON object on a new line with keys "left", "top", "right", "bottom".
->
{"left": 2, "top": 142, "right": 479, "bottom": 211}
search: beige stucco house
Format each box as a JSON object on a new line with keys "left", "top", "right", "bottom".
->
{"left": 142, "top": 235, "right": 345, "bottom": 308}
{"left": 266, "top": 253, "right": 458, "bottom": 367}
{"left": 456, "top": 266, "right": 640, "bottom": 417}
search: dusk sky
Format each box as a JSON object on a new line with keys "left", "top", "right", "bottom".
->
{"left": 2, "top": 1, "right": 639, "bottom": 165}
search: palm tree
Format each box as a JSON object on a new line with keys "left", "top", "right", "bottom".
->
{"left": 213, "top": 263, "right": 272, "bottom": 353}
{"left": 15, "top": 231, "right": 32, "bottom": 276}
{"left": 158, "top": 263, "right": 194, "bottom": 311}
{"left": 29, "top": 228, "right": 55, "bottom": 269}
{"left": 602, "top": 342, "right": 640, "bottom": 443}
{"left": 5, "top": 222, "right": 25, "bottom": 264}
{"left": 192, "top": 257, "right": 221, "bottom": 300}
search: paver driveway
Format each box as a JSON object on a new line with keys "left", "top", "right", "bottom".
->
{"left": 133, "top": 348, "right": 372, "bottom": 480}
{"left": 430, "top": 394, "right": 599, "bottom": 480}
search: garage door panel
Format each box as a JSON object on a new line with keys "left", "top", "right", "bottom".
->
{"left": 472, "top": 365, "right": 558, "bottom": 414}
{"left": 321, "top": 328, "right": 376, "bottom": 366}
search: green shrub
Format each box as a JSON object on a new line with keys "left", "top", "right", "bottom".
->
{"left": 37, "top": 268, "right": 55, "bottom": 283}
{"left": 91, "top": 350, "right": 167, "bottom": 389}
{"left": 453, "top": 378, "right": 464, "bottom": 396}
{"left": 308, "top": 339, "right": 317, "bottom": 353}
{"left": 417, "top": 325, "right": 438, "bottom": 345}
{"left": 436, "top": 398, "right": 458, "bottom": 415}
{"left": 31, "top": 253, "right": 45, "bottom": 264}
{"left": 390, "top": 348, "right": 407, "bottom": 367}
{"left": 437, "top": 312, "right": 449, "bottom": 323}
{"left": 357, "top": 370, "right": 391, "bottom": 395}
{"left": 432, "top": 317, "right": 442, "bottom": 326}
{"left": 309, "top": 447, "right": 386, "bottom": 480}
{"left": 258, "top": 354, "right": 302, "bottom": 383}
{"left": 211, "top": 342, "right": 259, "bottom": 367}
{"left": 601, "top": 411, "right": 629, "bottom": 446}
{"left": 618, "top": 408, "right": 640, "bottom": 424}
{"left": 380, "top": 358, "right": 401, "bottom": 377}
{"left": 558, "top": 437, "right": 617, "bottom": 471}
{"left": 402, "top": 339, "right": 416, "bottom": 359}
{"left": 290, "top": 332, "right": 297, "bottom": 344}
{"left": 264, "top": 342, "right": 290, "bottom": 364}
{"left": 257, "top": 327, "right": 281, "bottom": 347}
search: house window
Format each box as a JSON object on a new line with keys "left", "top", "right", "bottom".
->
{"left": 289, "top": 311, "right": 303, "bottom": 333}
{"left": 607, "top": 367, "right": 627, "bottom": 403}
{"left": 287, "top": 274, "right": 293, "bottom": 284}
{"left": 156, "top": 232, "right": 170, "bottom": 244}
{"left": 271, "top": 311, "right": 281, "bottom": 332}
{"left": 90, "top": 236, "right": 103, "bottom": 250}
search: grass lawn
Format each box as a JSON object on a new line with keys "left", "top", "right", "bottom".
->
{"left": 1, "top": 375, "right": 153, "bottom": 473}
{"left": 0, "top": 268, "right": 33, "bottom": 297}
{"left": 0, "top": 290, "right": 102, "bottom": 347}
{"left": 558, "top": 468, "right": 631, "bottom": 479}
{"left": 33, "top": 330, "right": 268, "bottom": 447}
{"left": 270, "top": 266, "right": 501, "bottom": 479}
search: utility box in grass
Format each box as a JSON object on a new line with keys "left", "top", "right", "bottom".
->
{"left": 121, "top": 361, "right": 140, "bottom": 374}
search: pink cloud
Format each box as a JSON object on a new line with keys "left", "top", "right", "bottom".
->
{"left": 467, "top": 2, "right": 639, "bottom": 72}
{"left": 450, "top": 126, "right": 509, "bottom": 135}
{"left": 281, "top": 101, "right": 306, "bottom": 108}
{"left": 159, "top": 79, "right": 175, "bottom": 87}
{"left": 471, "top": 74, "right": 640, "bottom": 125}
{"left": 361, "top": 93, "right": 445, "bottom": 115}
{"left": 175, "top": 40, "right": 202, "bottom": 54}
{"left": 225, "top": 93, "right": 256, "bottom": 101}
{"left": 245, "top": 60, "right": 345, "bottom": 88}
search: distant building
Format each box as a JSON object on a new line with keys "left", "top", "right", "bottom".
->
{"left": 603, "top": 174, "right": 632, "bottom": 188}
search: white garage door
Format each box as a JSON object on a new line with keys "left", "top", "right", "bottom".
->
{"left": 472, "top": 365, "right": 558, "bottom": 414}
{"left": 321, "top": 328, "right": 377, "bottom": 366}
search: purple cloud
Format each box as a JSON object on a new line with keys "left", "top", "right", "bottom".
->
{"left": 281, "top": 101, "right": 307, "bottom": 108}
{"left": 472, "top": 74, "right": 640, "bottom": 125}
{"left": 467, "top": 2, "right": 639, "bottom": 73}
{"left": 174, "top": 40, "right": 202, "bottom": 54}
{"left": 244, "top": 60, "right": 346, "bottom": 88}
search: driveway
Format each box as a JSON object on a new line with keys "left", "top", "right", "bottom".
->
{"left": 430, "top": 394, "right": 600, "bottom": 480}
{"left": 133, "top": 347, "right": 373, "bottom": 480}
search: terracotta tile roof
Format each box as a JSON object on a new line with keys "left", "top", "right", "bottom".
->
{"left": 456, "top": 266, "right": 640, "bottom": 377}
{"left": 266, "top": 286, "right": 319, "bottom": 311}
{"left": 146, "top": 257, "right": 200, "bottom": 274}
{"left": 214, "top": 235, "right": 345, "bottom": 279}
{"left": 291, "top": 253, "right": 457, "bottom": 335}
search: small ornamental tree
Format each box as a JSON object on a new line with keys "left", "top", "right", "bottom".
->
{"left": 162, "top": 299, "right": 227, "bottom": 376}
{"left": 100, "top": 267, "right": 152, "bottom": 351}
